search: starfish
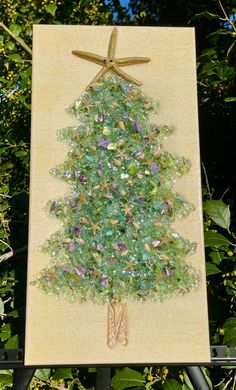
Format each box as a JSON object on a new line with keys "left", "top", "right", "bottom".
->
{"left": 100, "top": 180, "right": 110, "bottom": 190}
{"left": 116, "top": 150, "right": 127, "bottom": 159}
{"left": 127, "top": 261, "right": 134, "bottom": 270}
{"left": 78, "top": 191, "right": 88, "bottom": 204}
{"left": 121, "top": 204, "right": 133, "bottom": 216}
{"left": 110, "top": 219, "right": 119, "bottom": 225}
{"left": 146, "top": 131, "right": 156, "bottom": 142}
{"left": 160, "top": 236, "right": 170, "bottom": 246}
{"left": 72, "top": 27, "right": 150, "bottom": 90}
{"left": 89, "top": 223, "right": 101, "bottom": 235}
{"left": 126, "top": 177, "right": 136, "bottom": 185}
{"left": 92, "top": 266, "right": 101, "bottom": 277}
{"left": 83, "top": 100, "right": 92, "bottom": 110}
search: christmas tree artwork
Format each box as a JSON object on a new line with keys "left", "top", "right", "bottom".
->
{"left": 33, "top": 28, "right": 200, "bottom": 348}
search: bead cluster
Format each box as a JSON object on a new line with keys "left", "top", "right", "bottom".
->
{"left": 33, "top": 74, "right": 200, "bottom": 303}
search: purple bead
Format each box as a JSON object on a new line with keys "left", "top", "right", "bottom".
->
{"left": 134, "top": 150, "right": 143, "bottom": 158}
{"left": 75, "top": 266, "right": 86, "bottom": 276}
{"left": 69, "top": 200, "right": 77, "bottom": 207}
{"left": 124, "top": 84, "right": 133, "bottom": 93}
{"left": 98, "top": 139, "right": 110, "bottom": 149}
{"left": 135, "top": 194, "right": 145, "bottom": 200}
{"left": 166, "top": 268, "right": 174, "bottom": 277}
{"left": 79, "top": 174, "right": 87, "bottom": 183}
{"left": 44, "top": 275, "right": 52, "bottom": 281}
{"left": 141, "top": 138, "right": 149, "bottom": 145}
{"left": 152, "top": 240, "right": 160, "bottom": 247}
{"left": 149, "top": 163, "right": 160, "bottom": 173}
{"left": 100, "top": 277, "right": 109, "bottom": 286}
{"left": 73, "top": 226, "right": 81, "bottom": 235}
{"left": 122, "top": 114, "right": 130, "bottom": 121}
{"left": 134, "top": 122, "right": 141, "bottom": 132}
{"left": 125, "top": 215, "right": 133, "bottom": 223}
{"left": 97, "top": 112, "right": 105, "bottom": 122}
{"left": 117, "top": 243, "right": 127, "bottom": 252}
{"left": 111, "top": 182, "right": 117, "bottom": 192}
{"left": 97, "top": 162, "right": 103, "bottom": 170}
{"left": 69, "top": 242, "right": 76, "bottom": 252}
{"left": 62, "top": 266, "right": 69, "bottom": 272}
{"left": 160, "top": 202, "right": 169, "bottom": 215}
{"left": 96, "top": 243, "right": 104, "bottom": 251}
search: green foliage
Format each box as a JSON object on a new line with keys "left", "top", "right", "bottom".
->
{"left": 0, "top": 370, "right": 13, "bottom": 390}
{"left": 200, "top": 367, "right": 213, "bottom": 390}
{"left": 204, "top": 230, "right": 231, "bottom": 247}
{"left": 0, "top": 0, "right": 113, "bottom": 354}
{"left": 34, "top": 369, "right": 51, "bottom": 382}
{"left": 111, "top": 368, "right": 145, "bottom": 390}
{"left": 203, "top": 200, "right": 230, "bottom": 231}
{"left": 162, "top": 379, "right": 183, "bottom": 390}
{"left": 206, "top": 262, "right": 221, "bottom": 275}
{"left": 223, "top": 317, "right": 236, "bottom": 346}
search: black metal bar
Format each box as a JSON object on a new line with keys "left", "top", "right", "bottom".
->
{"left": 0, "top": 349, "right": 24, "bottom": 368}
{"left": 13, "top": 368, "right": 35, "bottom": 390}
{"left": 1, "top": 346, "right": 236, "bottom": 368}
{"left": 96, "top": 367, "right": 111, "bottom": 390}
{"left": 186, "top": 366, "right": 210, "bottom": 390}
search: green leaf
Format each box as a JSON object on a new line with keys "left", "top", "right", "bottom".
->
{"left": 224, "top": 97, "right": 236, "bottom": 102}
{"left": 15, "top": 150, "right": 28, "bottom": 157}
{"left": 227, "top": 41, "right": 236, "bottom": 58}
{"left": 34, "top": 368, "right": 51, "bottom": 381}
{"left": 209, "top": 250, "right": 223, "bottom": 265}
{"left": 223, "top": 317, "right": 236, "bottom": 346}
{"left": 204, "top": 231, "right": 231, "bottom": 248}
{"left": 111, "top": 368, "right": 145, "bottom": 390}
{"left": 163, "top": 379, "right": 183, "bottom": 390}
{"left": 183, "top": 370, "right": 194, "bottom": 390}
{"left": 45, "top": 4, "right": 57, "bottom": 16}
{"left": 4, "top": 334, "right": 18, "bottom": 348}
{"left": 5, "top": 41, "right": 15, "bottom": 50}
{"left": 200, "top": 62, "right": 217, "bottom": 76}
{"left": 0, "top": 371, "right": 13, "bottom": 390}
{"left": 200, "top": 367, "right": 213, "bottom": 390}
{"left": 198, "top": 48, "right": 217, "bottom": 63}
{"left": 190, "top": 10, "right": 221, "bottom": 22}
{"left": 207, "top": 29, "right": 232, "bottom": 38}
{"left": 0, "top": 323, "right": 11, "bottom": 341}
{"left": 8, "top": 53, "right": 22, "bottom": 62}
{"left": 203, "top": 200, "right": 230, "bottom": 230}
{"left": 9, "top": 24, "right": 22, "bottom": 36}
{"left": 52, "top": 368, "right": 73, "bottom": 380}
{"left": 206, "top": 262, "right": 221, "bottom": 276}
{"left": 88, "top": 367, "right": 97, "bottom": 372}
{"left": 7, "top": 309, "right": 19, "bottom": 318}
{"left": 0, "top": 298, "right": 4, "bottom": 314}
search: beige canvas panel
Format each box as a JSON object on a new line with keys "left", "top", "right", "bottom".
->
{"left": 25, "top": 25, "right": 210, "bottom": 365}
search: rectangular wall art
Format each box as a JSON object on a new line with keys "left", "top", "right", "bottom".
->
{"left": 25, "top": 25, "right": 211, "bottom": 365}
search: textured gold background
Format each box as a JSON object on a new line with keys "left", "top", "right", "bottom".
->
{"left": 25, "top": 25, "right": 210, "bottom": 365}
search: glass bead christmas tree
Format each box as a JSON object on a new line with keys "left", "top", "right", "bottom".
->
{"left": 33, "top": 29, "right": 200, "bottom": 347}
